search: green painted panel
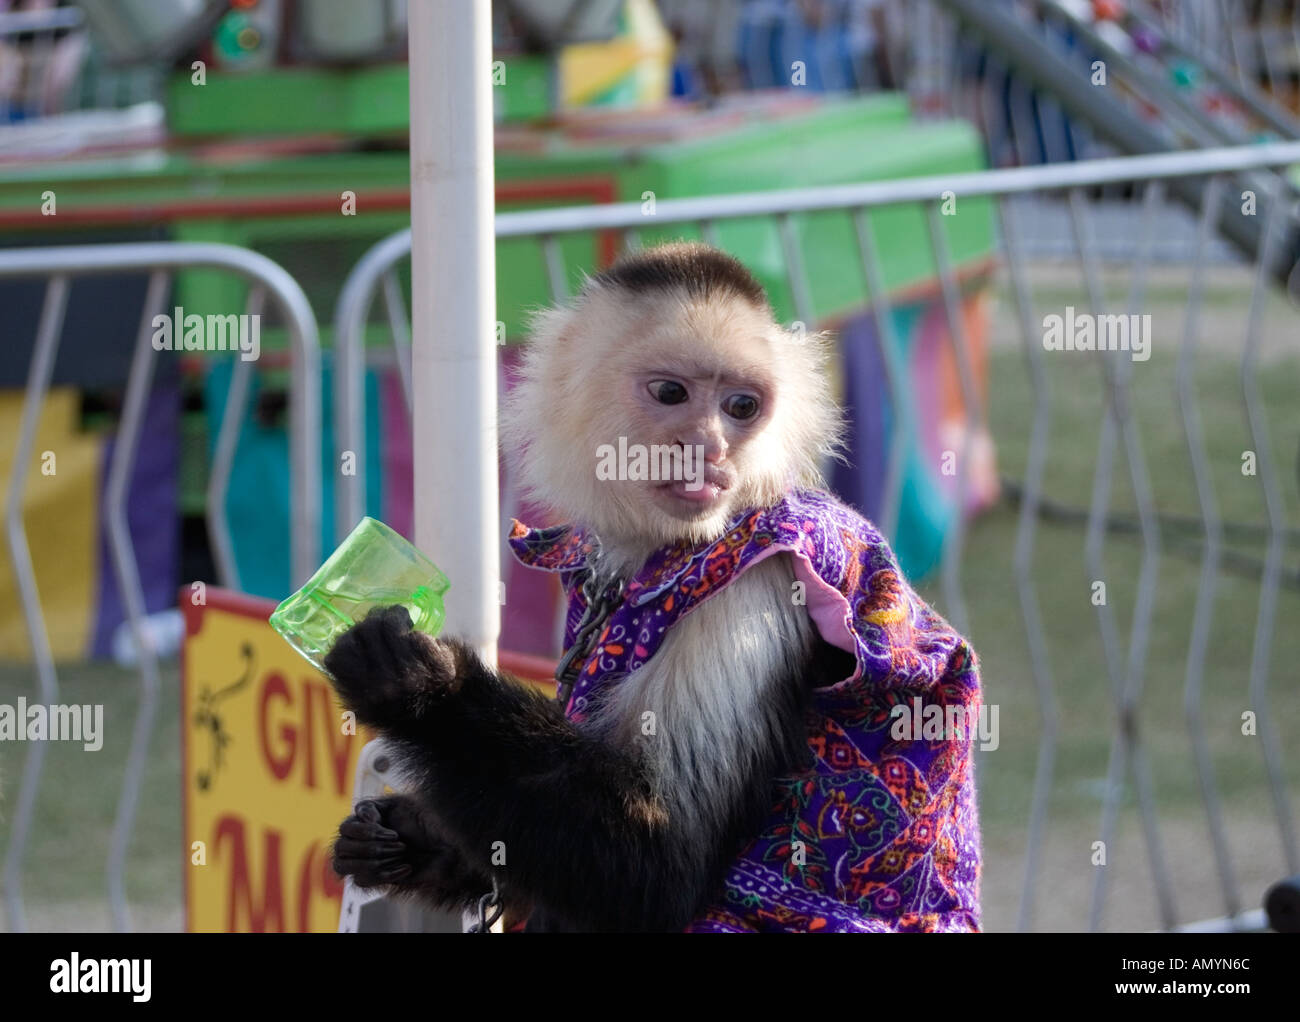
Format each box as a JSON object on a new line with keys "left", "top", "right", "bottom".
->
{"left": 0, "top": 95, "right": 994, "bottom": 341}
{"left": 166, "top": 59, "right": 555, "bottom": 137}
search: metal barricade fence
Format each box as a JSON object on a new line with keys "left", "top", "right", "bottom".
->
{"left": 0, "top": 145, "right": 1295, "bottom": 933}
{"left": 0, "top": 242, "right": 321, "bottom": 932}
{"left": 334, "top": 141, "right": 1300, "bottom": 932}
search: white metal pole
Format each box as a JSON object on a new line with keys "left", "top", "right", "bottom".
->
{"left": 408, "top": 0, "right": 498, "bottom": 658}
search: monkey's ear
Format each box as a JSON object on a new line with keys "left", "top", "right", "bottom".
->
{"left": 521, "top": 303, "right": 578, "bottom": 350}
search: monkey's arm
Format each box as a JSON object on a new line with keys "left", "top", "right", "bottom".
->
{"left": 324, "top": 601, "right": 809, "bottom": 932}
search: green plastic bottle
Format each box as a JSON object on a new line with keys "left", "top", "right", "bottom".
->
{"left": 269, "top": 517, "right": 450, "bottom": 675}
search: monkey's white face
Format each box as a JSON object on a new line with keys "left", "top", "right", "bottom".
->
{"left": 630, "top": 363, "right": 765, "bottom": 517}
{"left": 502, "top": 247, "right": 843, "bottom": 571}
{"left": 598, "top": 296, "right": 782, "bottom": 545}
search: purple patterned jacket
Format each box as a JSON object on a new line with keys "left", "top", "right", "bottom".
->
{"left": 509, "top": 489, "right": 982, "bottom": 932}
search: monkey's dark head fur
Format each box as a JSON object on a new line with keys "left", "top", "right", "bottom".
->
{"left": 585, "top": 241, "right": 770, "bottom": 311}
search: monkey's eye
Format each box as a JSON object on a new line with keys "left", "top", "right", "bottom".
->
{"left": 648, "top": 380, "right": 688, "bottom": 405}
{"left": 722, "top": 393, "right": 759, "bottom": 420}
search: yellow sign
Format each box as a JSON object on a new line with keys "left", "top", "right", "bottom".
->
{"left": 182, "top": 587, "right": 365, "bottom": 932}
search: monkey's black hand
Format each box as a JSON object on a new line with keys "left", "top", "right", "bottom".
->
{"left": 332, "top": 795, "right": 489, "bottom": 909}
{"left": 322, "top": 605, "right": 459, "bottom": 729}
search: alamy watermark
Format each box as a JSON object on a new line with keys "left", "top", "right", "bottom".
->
{"left": 0, "top": 698, "right": 103, "bottom": 751}
{"left": 50, "top": 954, "right": 150, "bottom": 1002}
{"left": 595, "top": 438, "right": 706, "bottom": 490}
{"left": 890, "top": 697, "right": 999, "bottom": 752}
{"left": 152, "top": 306, "right": 260, "bottom": 362}
{"left": 1042, "top": 306, "right": 1151, "bottom": 362}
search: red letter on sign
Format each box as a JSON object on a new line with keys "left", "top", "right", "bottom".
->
{"left": 260, "top": 671, "right": 296, "bottom": 781}
{"left": 215, "top": 815, "right": 286, "bottom": 932}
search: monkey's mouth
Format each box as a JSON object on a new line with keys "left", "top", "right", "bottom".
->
{"left": 658, "top": 471, "right": 731, "bottom": 509}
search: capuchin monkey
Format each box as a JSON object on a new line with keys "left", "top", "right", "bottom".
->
{"left": 326, "top": 242, "right": 982, "bottom": 933}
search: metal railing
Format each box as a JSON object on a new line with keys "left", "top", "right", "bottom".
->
{"left": 1, "top": 145, "right": 1294, "bottom": 932}
{"left": 333, "top": 140, "right": 1300, "bottom": 931}
{"left": 0, "top": 242, "right": 321, "bottom": 932}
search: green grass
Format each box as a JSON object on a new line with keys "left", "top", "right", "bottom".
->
{"left": 951, "top": 341, "right": 1300, "bottom": 826}
{"left": 0, "top": 660, "right": 183, "bottom": 919}
{"left": 0, "top": 334, "right": 1297, "bottom": 931}
{"left": 917, "top": 338, "right": 1300, "bottom": 929}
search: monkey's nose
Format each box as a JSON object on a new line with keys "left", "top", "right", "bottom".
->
{"left": 675, "top": 435, "right": 727, "bottom": 463}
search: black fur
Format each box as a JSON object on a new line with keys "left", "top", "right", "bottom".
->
{"left": 585, "top": 241, "right": 769, "bottom": 310}
{"left": 326, "top": 604, "right": 828, "bottom": 932}
{"left": 332, "top": 794, "right": 494, "bottom": 910}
